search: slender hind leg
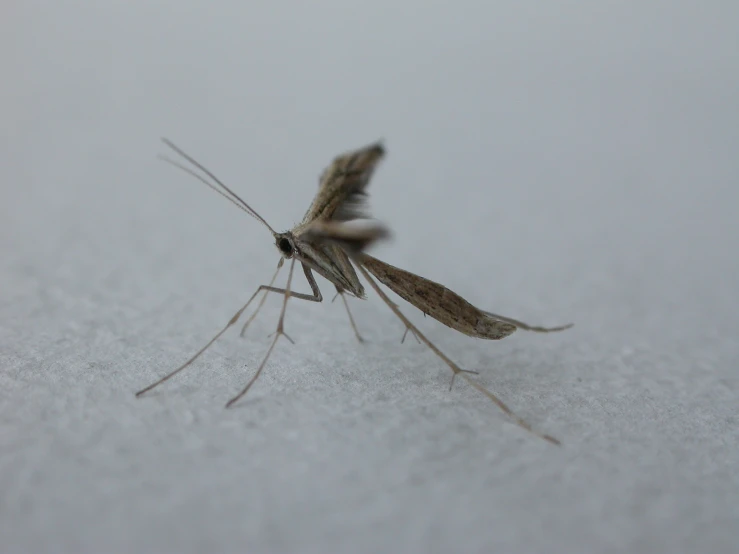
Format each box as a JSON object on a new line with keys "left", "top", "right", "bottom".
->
{"left": 331, "top": 287, "right": 364, "bottom": 342}
{"left": 355, "top": 263, "right": 560, "bottom": 446}
{"left": 135, "top": 260, "right": 322, "bottom": 397}
{"left": 400, "top": 326, "right": 421, "bottom": 344}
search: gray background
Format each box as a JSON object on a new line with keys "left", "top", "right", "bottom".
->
{"left": 2, "top": 1, "right": 738, "bottom": 553}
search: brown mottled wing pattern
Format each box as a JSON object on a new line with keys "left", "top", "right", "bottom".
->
{"left": 290, "top": 141, "right": 386, "bottom": 299}
{"left": 298, "top": 141, "right": 385, "bottom": 227}
{"left": 360, "top": 254, "right": 517, "bottom": 340}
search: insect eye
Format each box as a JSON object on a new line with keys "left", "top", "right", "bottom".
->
{"left": 277, "top": 237, "right": 293, "bottom": 256}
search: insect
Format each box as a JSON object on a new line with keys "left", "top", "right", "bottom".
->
{"left": 136, "top": 139, "right": 573, "bottom": 444}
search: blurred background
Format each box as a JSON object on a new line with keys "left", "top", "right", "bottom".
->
{"left": 1, "top": 1, "right": 737, "bottom": 553}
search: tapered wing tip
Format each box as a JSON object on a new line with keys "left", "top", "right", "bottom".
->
{"left": 519, "top": 322, "right": 574, "bottom": 333}
{"left": 353, "top": 140, "right": 385, "bottom": 159}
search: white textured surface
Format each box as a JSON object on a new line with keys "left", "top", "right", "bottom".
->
{"left": 2, "top": 2, "right": 738, "bottom": 553}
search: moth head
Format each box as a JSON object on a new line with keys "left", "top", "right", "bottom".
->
{"left": 274, "top": 232, "right": 295, "bottom": 259}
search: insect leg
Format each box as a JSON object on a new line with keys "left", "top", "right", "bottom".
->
{"left": 400, "top": 326, "right": 421, "bottom": 344}
{"left": 329, "top": 287, "right": 419, "bottom": 345}
{"left": 239, "top": 261, "right": 283, "bottom": 337}
{"left": 135, "top": 261, "right": 321, "bottom": 398}
{"left": 237, "top": 262, "right": 326, "bottom": 341}
{"left": 331, "top": 286, "right": 364, "bottom": 342}
{"left": 225, "top": 259, "right": 299, "bottom": 408}
{"left": 240, "top": 261, "right": 325, "bottom": 337}
{"left": 355, "top": 262, "right": 560, "bottom": 446}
